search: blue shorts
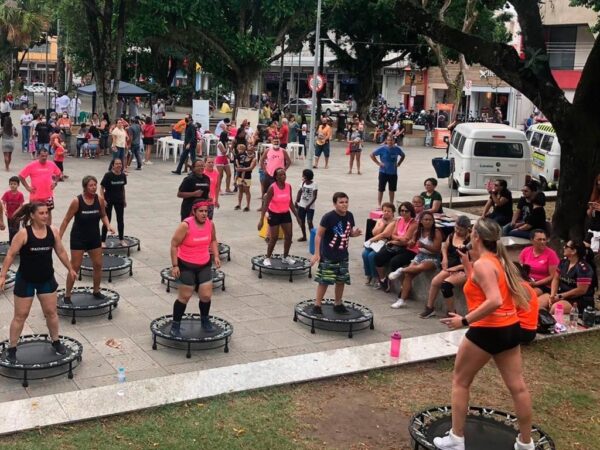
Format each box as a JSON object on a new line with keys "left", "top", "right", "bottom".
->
{"left": 314, "top": 142, "right": 330, "bottom": 158}
{"left": 14, "top": 272, "right": 58, "bottom": 298}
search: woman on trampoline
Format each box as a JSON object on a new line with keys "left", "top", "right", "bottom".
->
{"left": 59, "top": 175, "right": 115, "bottom": 304}
{"left": 435, "top": 218, "right": 534, "bottom": 450}
{"left": 170, "top": 201, "right": 220, "bottom": 336}
{"left": 100, "top": 158, "right": 127, "bottom": 247}
{"left": 257, "top": 167, "right": 301, "bottom": 267}
{"left": 0, "top": 202, "right": 77, "bottom": 363}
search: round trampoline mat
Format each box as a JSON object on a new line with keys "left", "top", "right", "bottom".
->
{"left": 81, "top": 254, "right": 132, "bottom": 271}
{"left": 293, "top": 299, "right": 374, "bottom": 338}
{"left": 218, "top": 243, "right": 231, "bottom": 261}
{"left": 160, "top": 267, "right": 226, "bottom": 292}
{"left": 0, "top": 241, "right": 9, "bottom": 257}
{"left": 0, "top": 335, "right": 83, "bottom": 369}
{"left": 57, "top": 287, "right": 120, "bottom": 310}
{"left": 103, "top": 235, "right": 141, "bottom": 255}
{"left": 151, "top": 314, "right": 233, "bottom": 343}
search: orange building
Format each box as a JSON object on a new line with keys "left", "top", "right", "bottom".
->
{"left": 18, "top": 36, "right": 58, "bottom": 86}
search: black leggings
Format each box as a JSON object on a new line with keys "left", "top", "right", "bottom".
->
{"left": 374, "top": 246, "right": 416, "bottom": 272}
{"left": 102, "top": 202, "right": 125, "bottom": 241}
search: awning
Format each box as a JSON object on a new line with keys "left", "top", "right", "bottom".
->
{"left": 77, "top": 81, "right": 151, "bottom": 97}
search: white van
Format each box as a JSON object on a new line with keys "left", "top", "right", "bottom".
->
{"left": 448, "top": 123, "right": 532, "bottom": 195}
{"left": 526, "top": 123, "right": 560, "bottom": 190}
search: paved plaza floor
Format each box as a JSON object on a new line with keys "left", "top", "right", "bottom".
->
{"left": 0, "top": 129, "right": 456, "bottom": 401}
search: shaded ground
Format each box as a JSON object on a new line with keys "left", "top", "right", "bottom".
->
{"left": 1, "top": 332, "right": 599, "bottom": 450}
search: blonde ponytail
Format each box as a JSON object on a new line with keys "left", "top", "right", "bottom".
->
{"left": 495, "top": 241, "right": 530, "bottom": 310}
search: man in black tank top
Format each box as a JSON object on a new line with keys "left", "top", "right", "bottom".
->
{"left": 0, "top": 203, "right": 77, "bottom": 362}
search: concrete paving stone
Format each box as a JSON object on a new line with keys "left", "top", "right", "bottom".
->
{"left": 0, "top": 389, "right": 30, "bottom": 403}
{"left": 223, "top": 306, "right": 267, "bottom": 323}
{"left": 90, "top": 337, "right": 145, "bottom": 357}
{"left": 104, "top": 351, "right": 161, "bottom": 372}
{"left": 263, "top": 329, "right": 314, "bottom": 349}
{"left": 72, "top": 356, "right": 117, "bottom": 380}
{"left": 25, "top": 379, "right": 80, "bottom": 397}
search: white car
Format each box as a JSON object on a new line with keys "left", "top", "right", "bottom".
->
{"left": 321, "top": 98, "right": 349, "bottom": 115}
{"left": 24, "top": 82, "right": 58, "bottom": 94}
{"left": 283, "top": 98, "right": 312, "bottom": 114}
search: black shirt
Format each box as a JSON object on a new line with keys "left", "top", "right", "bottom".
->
{"left": 319, "top": 210, "right": 355, "bottom": 262}
{"left": 525, "top": 206, "right": 546, "bottom": 230}
{"left": 101, "top": 171, "right": 127, "bottom": 205}
{"left": 516, "top": 197, "right": 533, "bottom": 222}
{"left": 492, "top": 190, "right": 513, "bottom": 218}
{"left": 18, "top": 225, "right": 55, "bottom": 282}
{"left": 235, "top": 153, "right": 254, "bottom": 179}
{"left": 71, "top": 194, "right": 101, "bottom": 241}
{"left": 178, "top": 173, "right": 210, "bottom": 220}
{"left": 184, "top": 123, "right": 197, "bottom": 146}
{"left": 35, "top": 122, "right": 52, "bottom": 144}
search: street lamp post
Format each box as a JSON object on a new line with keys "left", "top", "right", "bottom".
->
{"left": 307, "top": 0, "right": 322, "bottom": 169}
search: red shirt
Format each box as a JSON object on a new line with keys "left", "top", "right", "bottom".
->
{"left": 54, "top": 145, "right": 65, "bottom": 162}
{"left": 142, "top": 124, "right": 156, "bottom": 138}
{"left": 279, "top": 125, "right": 289, "bottom": 145}
{"left": 1, "top": 190, "right": 24, "bottom": 219}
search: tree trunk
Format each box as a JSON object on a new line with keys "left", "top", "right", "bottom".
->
{"left": 57, "top": 39, "right": 66, "bottom": 93}
{"left": 166, "top": 59, "right": 177, "bottom": 87}
{"left": 234, "top": 78, "right": 252, "bottom": 109}
{"left": 355, "top": 70, "right": 377, "bottom": 119}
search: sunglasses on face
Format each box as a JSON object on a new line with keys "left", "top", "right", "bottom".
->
{"left": 564, "top": 244, "right": 574, "bottom": 250}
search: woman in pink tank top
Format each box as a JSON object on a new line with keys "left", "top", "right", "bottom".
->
{"left": 257, "top": 168, "right": 301, "bottom": 267}
{"left": 169, "top": 201, "right": 220, "bottom": 336}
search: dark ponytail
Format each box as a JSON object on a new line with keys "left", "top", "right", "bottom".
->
{"left": 13, "top": 202, "right": 46, "bottom": 227}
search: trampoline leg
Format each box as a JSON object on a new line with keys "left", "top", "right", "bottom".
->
{"left": 370, "top": 318, "right": 374, "bottom": 330}
{"left": 138, "top": 243, "right": 141, "bottom": 251}
{"left": 68, "top": 361, "right": 74, "bottom": 379}
{"left": 221, "top": 280, "right": 225, "bottom": 291}
{"left": 308, "top": 267, "right": 312, "bottom": 279}
{"left": 129, "top": 266, "right": 133, "bottom": 277}
{"left": 310, "top": 319, "right": 315, "bottom": 334}
{"left": 127, "top": 248, "right": 131, "bottom": 257}
{"left": 348, "top": 324, "right": 353, "bottom": 339}
{"left": 293, "top": 311, "right": 298, "bottom": 322}
{"left": 108, "top": 271, "right": 112, "bottom": 283}
{"left": 108, "top": 305, "right": 113, "bottom": 320}
{"left": 22, "top": 370, "right": 28, "bottom": 388}
{"left": 152, "top": 335, "right": 157, "bottom": 350}
{"left": 71, "top": 310, "right": 76, "bottom": 325}
{"left": 289, "top": 271, "right": 293, "bottom": 283}
{"left": 258, "top": 267, "right": 262, "bottom": 279}
{"left": 224, "top": 337, "right": 229, "bottom": 353}
{"left": 252, "top": 264, "right": 255, "bottom": 271}
{"left": 166, "top": 281, "right": 170, "bottom": 293}
{"left": 78, "top": 269, "right": 82, "bottom": 281}
{"left": 227, "top": 252, "right": 231, "bottom": 262}
{"left": 186, "top": 343, "right": 191, "bottom": 359}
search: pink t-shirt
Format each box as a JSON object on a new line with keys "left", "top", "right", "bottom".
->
{"left": 19, "top": 160, "right": 62, "bottom": 202}
{"left": 519, "top": 246, "right": 560, "bottom": 282}
{"left": 204, "top": 169, "right": 219, "bottom": 201}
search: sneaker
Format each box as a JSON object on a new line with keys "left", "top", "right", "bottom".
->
{"left": 6, "top": 347, "right": 16, "bottom": 363}
{"left": 63, "top": 296, "right": 72, "bottom": 304}
{"left": 388, "top": 267, "right": 403, "bottom": 280}
{"left": 419, "top": 307, "right": 436, "bottom": 319}
{"left": 433, "top": 430, "right": 465, "bottom": 450}
{"left": 311, "top": 305, "right": 323, "bottom": 315}
{"left": 282, "top": 256, "right": 296, "bottom": 265}
{"left": 380, "top": 278, "right": 389, "bottom": 291}
{"left": 390, "top": 298, "right": 406, "bottom": 309}
{"left": 52, "top": 340, "right": 68, "bottom": 356}
{"left": 146, "top": 160, "right": 153, "bottom": 165}
{"left": 372, "top": 281, "right": 381, "bottom": 289}
{"left": 263, "top": 257, "right": 272, "bottom": 267}
{"left": 170, "top": 321, "right": 182, "bottom": 338}
{"left": 364, "top": 277, "right": 373, "bottom": 286}
{"left": 234, "top": 205, "right": 241, "bottom": 210}
{"left": 243, "top": 207, "right": 250, "bottom": 212}
{"left": 201, "top": 316, "right": 214, "bottom": 332}
{"left": 514, "top": 435, "right": 535, "bottom": 450}
{"left": 333, "top": 304, "right": 349, "bottom": 314}
{"left": 171, "top": 170, "right": 181, "bottom": 175}
{"left": 93, "top": 291, "right": 107, "bottom": 301}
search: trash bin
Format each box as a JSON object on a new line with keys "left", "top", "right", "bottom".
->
{"left": 432, "top": 157, "right": 451, "bottom": 178}
{"left": 402, "top": 120, "right": 413, "bottom": 135}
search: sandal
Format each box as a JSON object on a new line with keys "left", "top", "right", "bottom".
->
{"left": 243, "top": 207, "right": 250, "bottom": 212}
{"left": 234, "top": 205, "right": 241, "bottom": 210}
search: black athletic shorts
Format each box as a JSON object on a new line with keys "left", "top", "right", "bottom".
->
{"left": 71, "top": 235, "right": 102, "bottom": 251}
{"left": 14, "top": 272, "right": 58, "bottom": 298}
{"left": 378, "top": 172, "right": 398, "bottom": 192}
{"left": 267, "top": 210, "right": 292, "bottom": 226}
{"left": 297, "top": 206, "right": 314, "bottom": 224}
{"left": 178, "top": 258, "right": 212, "bottom": 289}
{"left": 519, "top": 328, "right": 537, "bottom": 345}
{"left": 465, "top": 322, "right": 521, "bottom": 355}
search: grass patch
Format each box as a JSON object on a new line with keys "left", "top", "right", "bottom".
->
{"left": 1, "top": 332, "right": 599, "bottom": 449}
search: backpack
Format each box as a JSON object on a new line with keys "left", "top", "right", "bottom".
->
{"left": 537, "top": 309, "right": 556, "bottom": 334}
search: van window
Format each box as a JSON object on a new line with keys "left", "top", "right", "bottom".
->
{"left": 526, "top": 130, "right": 532, "bottom": 140}
{"left": 540, "top": 135, "right": 554, "bottom": 152}
{"left": 451, "top": 132, "right": 461, "bottom": 148}
{"left": 473, "top": 142, "right": 524, "bottom": 158}
{"left": 457, "top": 135, "right": 466, "bottom": 153}
{"left": 530, "top": 132, "right": 542, "bottom": 148}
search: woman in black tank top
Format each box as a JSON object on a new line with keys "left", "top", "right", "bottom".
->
{"left": 0, "top": 202, "right": 77, "bottom": 362}
{"left": 59, "top": 175, "right": 114, "bottom": 304}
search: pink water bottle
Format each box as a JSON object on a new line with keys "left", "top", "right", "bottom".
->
{"left": 390, "top": 331, "right": 401, "bottom": 357}
{"left": 554, "top": 303, "right": 564, "bottom": 325}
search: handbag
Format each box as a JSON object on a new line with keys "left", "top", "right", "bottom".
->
{"left": 345, "top": 144, "right": 351, "bottom": 155}
{"left": 537, "top": 309, "right": 556, "bottom": 334}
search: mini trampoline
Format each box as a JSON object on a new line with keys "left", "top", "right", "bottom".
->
{"left": 102, "top": 235, "right": 141, "bottom": 256}
{"left": 293, "top": 299, "right": 374, "bottom": 338}
{"left": 57, "top": 287, "right": 120, "bottom": 324}
{"left": 218, "top": 243, "right": 231, "bottom": 262}
{"left": 150, "top": 314, "right": 233, "bottom": 358}
{"left": 408, "top": 405, "right": 556, "bottom": 450}
{"left": 0, "top": 241, "right": 9, "bottom": 257}
{"left": 1, "top": 269, "right": 16, "bottom": 290}
{"left": 79, "top": 253, "right": 133, "bottom": 282}
{"left": 159, "top": 267, "right": 226, "bottom": 292}
{"left": 0, "top": 334, "right": 83, "bottom": 387}
{"left": 251, "top": 254, "right": 311, "bottom": 282}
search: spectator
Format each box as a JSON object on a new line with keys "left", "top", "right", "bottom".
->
{"left": 19, "top": 107, "right": 33, "bottom": 152}
{"left": 347, "top": 123, "right": 363, "bottom": 175}
{"left": 586, "top": 174, "right": 600, "bottom": 250}
{"left": 502, "top": 181, "right": 541, "bottom": 236}
{"left": 362, "top": 202, "right": 396, "bottom": 286}
{"left": 314, "top": 117, "right": 333, "bottom": 169}
{"left": 288, "top": 115, "right": 299, "bottom": 144}
{"left": 538, "top": 240, "right": 596, "bottom": 315}
{"left": 279, "top": 118, "right": 289, "bottom": 149}
{"left": 370, "top": 135, "right": 406, "bottom": 208}
{"left": 1, "top": 117, "right": 18, "bottom": 171}
{"left": 482, "top": 179, "right": 513, "bottom": 226}
{"left": 388, "top": 212, "right": 443, "bottom": 308}
{"left": 507, "top": 192, "right": 546, "bottom": 239}
{"left": 421, "top": 178, "right": 443, "bottom": 214}
{"left": 420, "top": 215, "right": 471, "bottom": 318}
{"left": 519, "top": 229, "right": 560, "bottom": 295}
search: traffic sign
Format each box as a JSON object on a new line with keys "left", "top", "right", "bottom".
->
{"left": 307, "top": 74, "right": 325, "bottom": 92}
{"left": 465, "top": 79, "right": 472, "bottom": 96}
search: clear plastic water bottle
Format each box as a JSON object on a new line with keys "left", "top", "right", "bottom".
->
{"left": 569, "top": 303, "right": 579, "bottom": 331}
{"left": 117, "top": 367, "right": 126, "bottom": 396}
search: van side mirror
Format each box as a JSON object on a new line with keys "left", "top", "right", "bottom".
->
{"left": 443, "top": 136, "right": 449, "bottom": 144}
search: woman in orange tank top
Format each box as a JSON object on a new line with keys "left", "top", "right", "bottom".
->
{"left": 435, "top": 218, "right": 534, "bottom": 450}
{"left": 257, "top": 168, "right": 301, "bottom": 267}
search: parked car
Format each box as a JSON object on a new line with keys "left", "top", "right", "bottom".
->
{"left": 321, "top": 98, "right": 349, "bottom": 115}
{"left": 283, "top": 98, "right": 312, "bottom": 114}
{"left": 526, "top": 122, "right": 560, "bottom": 190}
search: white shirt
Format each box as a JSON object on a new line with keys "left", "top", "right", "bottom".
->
{"left": 214, "top": 120, "right": 227, "bottom": 136}
{"left": 0, "top": 101, "right": 11, "bottom": 114}
{"left": 298, "top": 181, "right": 318, "bottom": 209}
{"left": 57, "top": 95, "right": 70, "bottom": 113}
{"left": 20, "top": 113, "right": 33, "bottom": 126}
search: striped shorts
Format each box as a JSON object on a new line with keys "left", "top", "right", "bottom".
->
{"left": 315, "top": 258, "right": 351, "bottom": 285}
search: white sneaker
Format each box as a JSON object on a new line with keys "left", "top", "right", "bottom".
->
{"left": 146, "top": 160, "right": 153, "bottom": 165}
{"left": 388, "top": 267, "right": 403, "bottom": 280}
{"left": 390, "top": 298, "right": 406, "bottom": 308}
{"left": 263, "top": 257, "right": 272, "bottom": 267}
{"left": 433, "top": 430, "right": 465, "bottom": 450}
{"left": 514, "top": 435, "right": 535, "bottom": 450}
{"left": 282, "top": 256, "right": 296, "bottom": 265}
